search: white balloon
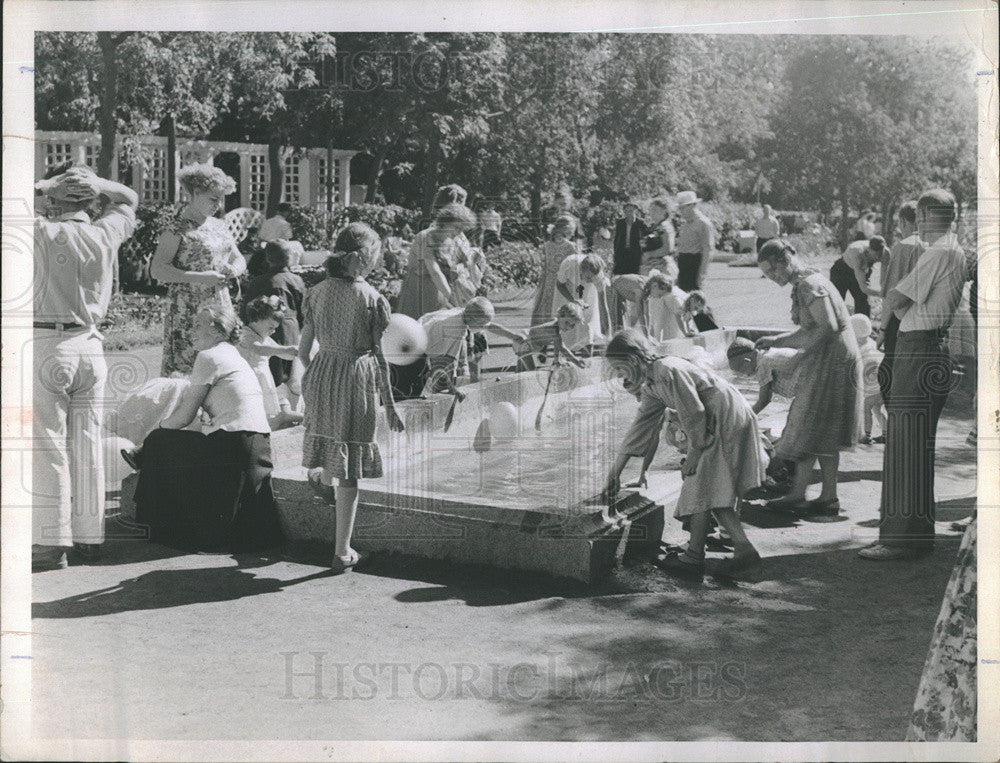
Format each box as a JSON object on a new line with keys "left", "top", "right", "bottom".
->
{"left": 381, "top": 313, "right": 429, "bottom": 366}
{"left": 103, "top": 436, "right": 136, "bottom": 489}
{"left": 489, "top": 401, "right": 520, "bottom": 440}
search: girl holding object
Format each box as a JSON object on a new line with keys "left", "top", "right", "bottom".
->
{"left": 514, "top": 302, "right": 589, "bottom": 371}
{"left": 553, "top": 253, "right": 611, "bottom": 343}
{"left": 299, "top": 223, "right": 405, "bottom": 573}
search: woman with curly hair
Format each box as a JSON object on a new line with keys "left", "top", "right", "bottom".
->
{"left": 151, "top": 163, "right": 247, "bottom": 375}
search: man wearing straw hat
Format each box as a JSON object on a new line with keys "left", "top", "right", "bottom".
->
{"left": 674, "top": 190, "right": 714, "bottom": 293}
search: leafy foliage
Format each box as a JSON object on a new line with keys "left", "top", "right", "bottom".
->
{"left": 118, "top": 201, "right": 183, "bottom": 287}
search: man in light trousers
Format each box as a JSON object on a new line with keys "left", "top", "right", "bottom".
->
{"left": 33, "top": 164, "right": 138, "bottom": 570}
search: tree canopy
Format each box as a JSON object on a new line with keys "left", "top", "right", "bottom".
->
{"left": 35, "top": 32, "right": 977, "bottom": 219}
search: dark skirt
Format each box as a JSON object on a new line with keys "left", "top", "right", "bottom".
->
{"left": 135, "top": 428, "right": 284, "bottom": 553}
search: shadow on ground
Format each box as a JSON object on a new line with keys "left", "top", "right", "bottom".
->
{"left": 481, "top": 539, "right": 963, "bottom": 742}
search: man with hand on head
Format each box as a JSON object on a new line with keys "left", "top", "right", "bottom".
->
{"left": 32, "top": 163, "right": 139, "bottom": 570}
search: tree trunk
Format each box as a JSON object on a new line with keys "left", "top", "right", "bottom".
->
{"left": 165, "top": 112, "right": 177, "bottom": 202}
{"left": 364, "top": 143, "right": 391, "bottom": 203}
{"left": 838, "top": 192, "right": 852, "bottom": 251}
{"left": 880, "top": 197, "right": 898, "bottom": 246}
{"left": 419, "top": 129, "right": 442, "bottom": 226}
{"left": 96, "top": 32, "right": 118, "bottom": 180}
{"left": 266, "top": 139, "right": 284, "bottom": 217}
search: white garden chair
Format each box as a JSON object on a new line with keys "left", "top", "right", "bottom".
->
{"left": 224, "top": 208, "right": 263, "bottom": 243}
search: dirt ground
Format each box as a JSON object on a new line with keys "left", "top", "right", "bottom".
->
{"left": 30, "top": 260, "right": 978, "bottom": 743}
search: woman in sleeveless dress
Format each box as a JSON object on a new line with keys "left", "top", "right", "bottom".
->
{"left": 151, "top": 164, "right": 246, "bottom": 375}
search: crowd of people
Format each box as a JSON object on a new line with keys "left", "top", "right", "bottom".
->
{"left": 31, "top": 160, "right": 976, "bottom": 583}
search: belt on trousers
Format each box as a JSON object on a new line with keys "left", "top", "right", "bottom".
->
{"left": 898, "top": 328, "right": 948, "bottom": 341}
{"left": 34, "top": 321, "right": 84, "bottom": 331}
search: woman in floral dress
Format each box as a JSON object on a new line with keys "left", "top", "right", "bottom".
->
{"left": 151, "top": 163, "right": 246, "bottom": 375}
{"left": 531, "top": 214, "right": 578, "bottom": 327}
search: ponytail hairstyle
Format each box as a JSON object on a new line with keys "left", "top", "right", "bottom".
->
{"left": 325, "top": 222, "right": 382, "bottom": 279}
{"left": 198, "top": 304, "right": 242, "bottom": 344}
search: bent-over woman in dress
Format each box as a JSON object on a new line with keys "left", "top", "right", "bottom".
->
{"left": 134, "top": 305, "right": 284, "bottom": 552}
{"left": 299, "top": 223, "right": 405, "bottom": 572}
{"left": 755, "top": 240, "right": 863, "bottom": 518}
{"left": 603, "top": 330, "right": 767, "bottom": 578}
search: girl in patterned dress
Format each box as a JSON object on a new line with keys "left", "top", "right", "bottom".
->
{"left": 603, "top": 329, "right": 767, "bottom": 578}
{"left": 299, "top": 223, "right": 405, "bottom": 571}
{"left": 151, "top": 164, "right": 246, "bottom": 375}
{"left": 531, "top": 215, "right": 578, "bottom": 327}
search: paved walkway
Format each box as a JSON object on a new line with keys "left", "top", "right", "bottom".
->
{"left": 31, "top": 258, "right": 978, "bottom": 742}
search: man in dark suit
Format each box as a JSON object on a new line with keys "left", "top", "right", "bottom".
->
{"left": 610, "top": 201, "right": 648, "bottom": 329}
{"left": 613, "top": 201, "right": 648, "bottom": 276}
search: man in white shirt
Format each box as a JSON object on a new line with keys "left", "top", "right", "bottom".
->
{"left": 860, "top": 189, "right": 968, "bottom": 561}
{"left": 877, "top": 201, "right": 925, "bottom": 405}
{"left": 33, "top": 164, "right": 138, "bottom": 570}
{"left": 478, "top": 201, "right": 502, "bottom": 251}
{"left": 258, "top": 203, "right": 294, "bottom": 243}
{"left": 753, "top": 204, "right": 781, "bottom": 253}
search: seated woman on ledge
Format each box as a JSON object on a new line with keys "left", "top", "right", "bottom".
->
{"left": 133, "top": 305, "right": 284, "bottom": 553}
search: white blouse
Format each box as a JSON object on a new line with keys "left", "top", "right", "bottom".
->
{"left": 190, "top": 342, "right": 270, "bottom": 434}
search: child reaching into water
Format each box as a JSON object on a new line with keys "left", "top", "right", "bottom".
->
{"left": 726, "top": 336, "right": 799, "bottom": 416}
{"left": 299, "top": 223, "right": 405, "bottom": 572}
{"left": 642, "top": 272, "right": 687, "bottom": 341}
{"left": 238, "top": 295, "right": 304, "bottom": 431}
{"left": 603, "top": 329, "right": 767, "bottom": 578}
{"left": 682, "top": 290, "right": 719, "bottom": 334}
{"left": 419, "top": 297, "right": 525, "bottom": 396}
{"left": 851, "top": 314, "right": 886, "bottom": 444}
{"left": 513, "top": 302, "right": 589, "bottom": 371}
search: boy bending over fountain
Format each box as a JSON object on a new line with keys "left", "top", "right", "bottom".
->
{"left": 602, "top": 329, "right": 767, "bottom": 579}
{"left": 513, "top": 302, "right": 589, "bottom": 372}
{"left": 419, "top": 297, "right": 524, "bottom": 396}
